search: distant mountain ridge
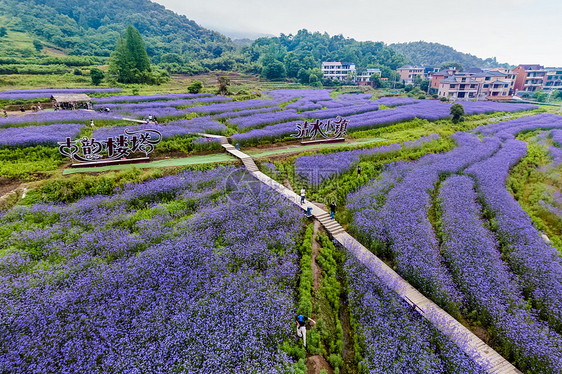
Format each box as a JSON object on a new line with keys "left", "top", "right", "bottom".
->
{"left": 389, "top": 41, "right": 512, "bottom": 69}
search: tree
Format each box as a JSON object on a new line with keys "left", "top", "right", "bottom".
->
{"left": 108, "top": 25, "right": 152, "bottom": 84}
{"left": 33, "top": 40, "right": 43, "bottom": 52}
{"left": 420, "top": 79, "right": 430, "bottom": 92}
{"left": 533, "top": 89, "right": 548, "bottom": 102}
{"left": 125, "top": 26, "right": 151, "bottom": 72}
{"left": 217, "top": 76, "right": 230, "bottom": 95}
{"left": 90, "top": 68, "right": 104, "bottom": 85}
{"left": 0, "top": 27, "right": 7, "bottom": 38}
{"left": 450, "top": 103, "right": 465, "bottom": 123}
{"left": 188, "top": 80, "right": 203, "bottom": 94}
{"left": 262, "top": 60, "right": 286, "bottom": 80}
{"left": 160, "top": 53, "right": 184, "bottom": 65}
{"left": 439, "top": 61, "right": 463, "bottom": 72}
{"left": 369, "top": 73, "right": 384, "bottom": 88}
{"left": 297, "top": 68, "right": 310, "bottom": 84}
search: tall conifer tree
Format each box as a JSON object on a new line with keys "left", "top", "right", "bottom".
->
{"left": 108, "top": 25, "right": 151, "bottom": 83}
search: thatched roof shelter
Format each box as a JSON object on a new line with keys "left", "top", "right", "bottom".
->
{"left": 50, "top": 94, "right": 92, "bottom": 110}
{"left": 50, "top": 94, "right": 91, "bottom": 103}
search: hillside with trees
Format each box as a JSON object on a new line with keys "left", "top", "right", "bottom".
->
{"left": 242, "top": 30, "right": 409, "bottom": 84}
{"left": 0, "top": 0, "right": 234, "bottom": 60}
{"left": 389, "top": 41, "right": 512, "bottom": 69}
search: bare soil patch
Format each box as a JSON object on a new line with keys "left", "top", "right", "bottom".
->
{"left": 306, "top": 355, "right": 333, "bottom": 374}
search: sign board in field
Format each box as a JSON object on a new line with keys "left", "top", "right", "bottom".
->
{"left": 291, "top": 116, "right": 348, "bottom": 145}
{"left": 58, "top": 129, "right": 162, "bottom": 167}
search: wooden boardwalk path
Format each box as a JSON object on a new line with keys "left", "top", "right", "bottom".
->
{"left": 217, "top": 136, "right": 521, "bottom": 374}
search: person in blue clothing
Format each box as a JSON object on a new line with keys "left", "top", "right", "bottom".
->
{"left": 296, "top": 314, "right": 316, "bottom": 347}
{"left": 330, "top": 201, "right": 336, "bottom": 220}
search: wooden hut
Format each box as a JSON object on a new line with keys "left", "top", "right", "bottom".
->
{"left": 50, "top": 94, "right": 92, "bottom": 110}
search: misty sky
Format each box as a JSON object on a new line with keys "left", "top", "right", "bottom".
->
{"left": 153, "top": 0, "right": 561, "bottom": 67}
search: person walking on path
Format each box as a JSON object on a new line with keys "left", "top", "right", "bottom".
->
{"left": 300, "top": 188, "right": 306, "bottom": 205}
{"left": 357, "top": 165, "right": 362, "bottom": 176}
{"left": 296, "top": 314, "right": 316, "bottom": 347}
{"left": 330, "top": 200, "right": 336, "bottom": 220}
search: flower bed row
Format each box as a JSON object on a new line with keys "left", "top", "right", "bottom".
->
{"left": 0, "top": 88, "right": 122, "bottom": 100}
{"left": 438, "top": 175, "right": 562, "bottom": 372}
{"left": 294, "top": 134, "right": 440, "bottom": 183}
{"left": 0, "top": 123, "right": 83, "bottom": 147}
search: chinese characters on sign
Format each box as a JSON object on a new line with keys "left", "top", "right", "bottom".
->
{"left": 291, "top": 116, "right": 348, "bottom": 140}
{"left": 58, "top": 129, "right": 162, "bottom": 164}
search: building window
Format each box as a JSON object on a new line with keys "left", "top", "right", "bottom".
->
{"left": 450, "top": 84, "right": 456, "bottom": 88}
{"left": 483, "top": 84, "right": 489, "bottom": 88}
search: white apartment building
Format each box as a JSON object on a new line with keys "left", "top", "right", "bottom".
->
{"left": 322, "top": 62, "right": 356, "bottom": 82}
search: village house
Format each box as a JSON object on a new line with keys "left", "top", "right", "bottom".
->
{"left": 356, "top": 68, "right": 383, "bottom": 86}
{"left": 512, "top": 64, "right": 562, "bottom": 93}
{"left": 396, "top": 65, "right": 425, "bottom": 85}
{"left": 321, "top": 61, "right": 356, "bottom": 82}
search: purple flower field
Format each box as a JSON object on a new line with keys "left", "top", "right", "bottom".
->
{"left": 93, "top": 96, "right": 231, "bottom": 111}
{"left": 0, "top": 167, "right": 304, "bottom": 373}
{"left": 0, "top": 110, "right": 120, "bottom": 128}
{"left": 438, "top": 175, "right": 562, "bottom": 372}
{"left": 231, "top": 109, "right": 303, "bottom": 130}
{"left": 212, "top": 106, "right": 282, "bottom": 120}
{"left": 294, "top": 134, "right": 440, "bottom": 184}
{"left": 0, "top": 88, "right": 122, "bottom": 100}
{"left": 343, "top": 112, "right": 562, "bottom": 371}
{"left": 232, "top": 99, "right": 537, "bottom": 144}
{"left": 0, "top": 123, "right": 83, "bottom": 147}
{"left": 465, "top": 139, "right": 562, "bottom": 329}
{"left": 345, "top": 253, "right": 489, "bottom": 373}
{"left": 92, "top": 118, "right": 227, "bottom": 139}
{"left": 188, "top": 99, "right": 280, "bottom": 115}
{"left": 92, "top": 93, "right": 212, "bottom": 104}
{"left": 3, "top": 89, "right": 561, "bottom": 371}
{"left": 476, "top": 112, "right": 561, "bottom": 139}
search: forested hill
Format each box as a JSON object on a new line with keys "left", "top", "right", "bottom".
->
{"left": 389, "top": 41, "right": 512, "bottom": 69}
{"left": 0, "top": 0, "right": 235, "bottom": 59}
{"left": 246, "top": 30, "right": 409, "bottom": 74}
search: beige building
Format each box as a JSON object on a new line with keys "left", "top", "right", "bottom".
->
{"left": 437, "top": 69, "right": 515, "bottom": 100}
{"left": 397, "top": 65, "right": 425, "bottom": 85}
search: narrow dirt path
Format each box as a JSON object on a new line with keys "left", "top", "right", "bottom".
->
{"left": 306, "top": 355, "right": 333, "bottom": 374}
{"left": 284, "top": 178, "right": 294, "bottom": 192}
{"left": 307, "top": 221, "right": 333, "bottom": 374}
{"left": 339, "top": 294, "right": 356, "bottom": 374}
{"left": 311, "top": 220, "right": 321, "bottom": 292}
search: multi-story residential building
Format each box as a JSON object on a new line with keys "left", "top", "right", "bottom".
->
{"left": 436, "top": 68, "right": 515, "bottom": 100}
{"left": 473, "top": 70, "right": 514, "bottom": 99}
{"left": 543, "top": 68, "right": 562, "bottom": 91}
{"left": 438, "top": 75, "right": 480, "bottom": 100}
{"left": 512, "top": 64, "right": 545, "bottom": 92}
{"left": 321, "top": 62, "right": 356, "bottom": 82}
{"left": 512, "top": 64, "right": 562, "bottom": 93}
{"left": 430, "top": 68, "right": 458, "bottom": 94}
{"left": 356, "top": 68, "right": 382, "bottom": 86}
{"left": 397, "top": 65, "right": 425, "bottom": 85}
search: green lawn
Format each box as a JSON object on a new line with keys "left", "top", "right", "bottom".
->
{"left": 62, "top": 153, "right": 237, "bottom": 175}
